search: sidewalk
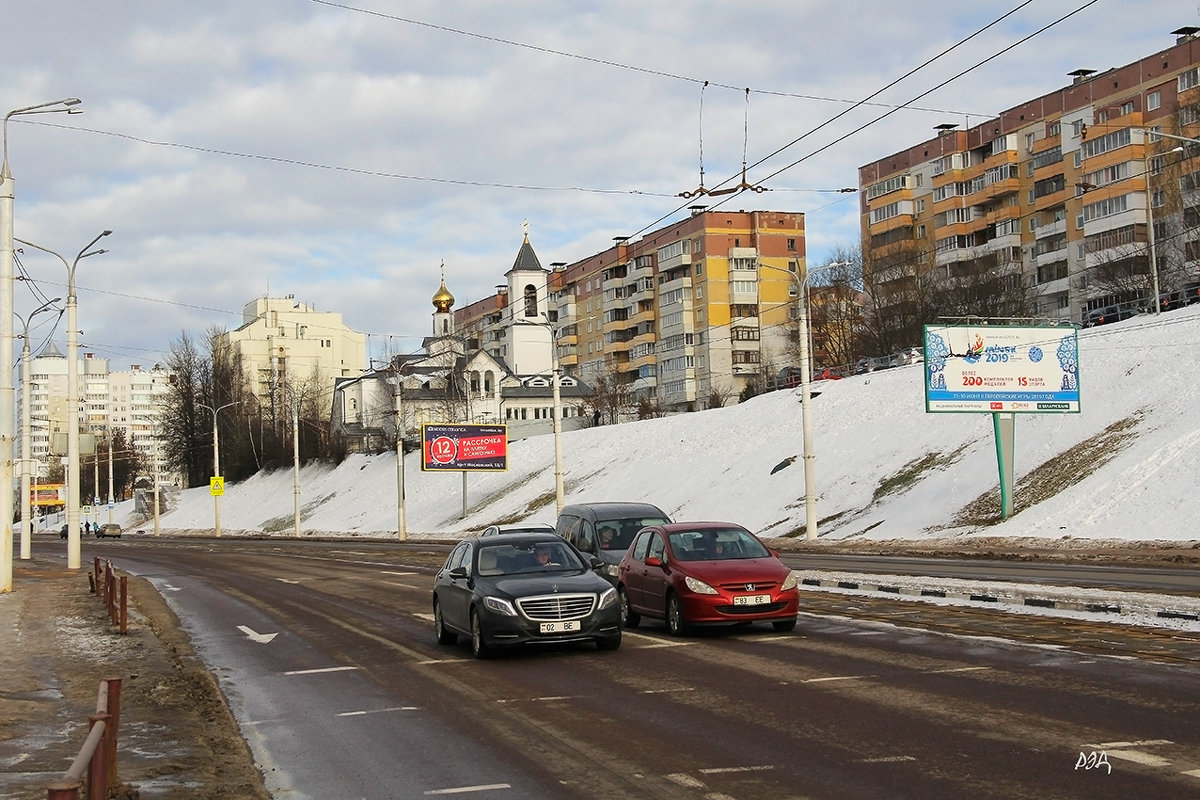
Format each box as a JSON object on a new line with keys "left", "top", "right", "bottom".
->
{"left": 0, "top": 548, "right": 268, "bottom": 800}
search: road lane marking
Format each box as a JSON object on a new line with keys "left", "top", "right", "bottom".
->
{"left": 337, "top": 706, "right": 419, "bottom": 717}
{"left": 665, "top": 773, "right": 706, "bottom": 788}
{"left": 496, "top": 695, "right": 579, "bottom": 704}
{"left": 803, "top": 675, "right": 868, "bottom": 683}
{"left": 383, "top": 570, "right": 418, "bottom": 576}
{"left": 1102, "top": 750, "right": 1171, "bottom": 767}
{"left": 699, "top": 765, "right": 775, "bottom": 774}
{"left": 283, "top": 666, "right": 359, "bottom": 676}
{"left": 424, "top": 784, "right": 511, "bottom": 795}
{"left": 857, "top": 756, "right": 917, "bottom": 763}
{"left": 275, "top": 578, "right": 300, "bottom": 584}
{"left": 641, "top": 687, "right": 695, "bottom": 695}
{"left": 929, "top": 666, "right": 991, "bottom": 674}
{"left": 236, "top": 625, "right": 278, "bottom": 644}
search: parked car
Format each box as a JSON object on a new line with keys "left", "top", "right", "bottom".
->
{"left": 775, "top": 366, "right": 806, "bottom": 389}
{"left": 480, "top": 522, "right": 555, "bottom": 537}
{"left": 617, "top": 522, "right": 799, "bottom": 635}
{"left": 1180, "top": 282, "right": 1200, "bottom": 306}
{"left": 96, "top": 523, "right": 122, "bottom": 538}
{"left": 1083, "top": 305, "right": 1139, "bottom": 327}
{"left": 431, "top": 532, "right": 621, "bottom": 658}
{"left": 554, "top": 501, "right": 672, "bottom": 584}
{"left": 855, "top": 355, "right": 899, "bottom": 374}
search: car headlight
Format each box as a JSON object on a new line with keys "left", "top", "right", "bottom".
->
{"left": 781, "top": 570, "right": 798, "bottom": 591}
{"left": 684, "top": 575, "right": 718, "bottom": 595}
{"left": 598, "top": 587, "right": 618, "bottom": 609}
{"left": 482, "top": 596, "right": 517, "bottom": 616}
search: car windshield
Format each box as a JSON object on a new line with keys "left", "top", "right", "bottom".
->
{"left": 477, "top": 541, "right": 585, "bottom": 576}
{"left": 668, "top": 528, "right": 771, "bottom": 561}
{"left": 596, "top": 516, "right": 670, "bottom": 552}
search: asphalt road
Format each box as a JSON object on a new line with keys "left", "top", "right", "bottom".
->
{"left": 94, "top": 538, "right": 1200, "bottom": 800}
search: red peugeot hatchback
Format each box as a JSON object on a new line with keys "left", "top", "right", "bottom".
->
{"left": 617, "top": 522, "right": 799, "bottom": 635}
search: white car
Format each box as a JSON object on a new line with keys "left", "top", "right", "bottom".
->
{"left": 480, "top": 522, "right": 555, "bottom": 537}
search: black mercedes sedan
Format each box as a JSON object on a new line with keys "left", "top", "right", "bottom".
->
{"left": 432, "top": 532, "right": 622, "bottom": 658}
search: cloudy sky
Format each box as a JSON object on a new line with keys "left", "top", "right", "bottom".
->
{"left": 5, "top": 1, "right": 1197, "bottom": 369}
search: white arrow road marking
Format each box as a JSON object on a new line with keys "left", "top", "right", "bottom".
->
{"left": 160, "top": 583, "right": 182, "bottom": 592}
{"left": 236, "top": 625, "right": 279, "bottom": 644}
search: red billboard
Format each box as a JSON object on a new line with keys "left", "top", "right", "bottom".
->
{"left": 421, "top": 424, "right": 508, "bottom": 472}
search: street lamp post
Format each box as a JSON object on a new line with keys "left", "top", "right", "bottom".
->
{"left": 526, "top": 317, "right": 565, "bottom": 514}
{"left": 198, "top": 400, "right": 238, "bottom": 537}
{"left": 761, "top": 260, "right": 846, "bottom": 540}
{"left": 15, "top": 232, "right": 110, "bottom": 570}
{"left": 1, "top": 97, "right": 81, "bottom": 591}
{"left": 392, "top": 370, "right": 407, "bottom": 540}
{"left": 16, "top": 297, "right": 59, "bottom": 559}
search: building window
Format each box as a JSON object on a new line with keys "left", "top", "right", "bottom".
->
{"left": 1148, "top": 91, "right": 1162, "bottom": 111}
{"left": 1179, "top": 67, "right": 1200, "bottom": 92}
{"left": 1120, "top": 101, "right": 1134, "bottom": 116}
{"left": 786, "top": 238, "right": 796, "bottom": 251}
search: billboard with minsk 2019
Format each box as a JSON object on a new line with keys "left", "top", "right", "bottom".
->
{"left": 421, "top": 424, "right": 508, "bottom": 471}
{"left": 923, "top": 324, "right": 1080, "bottom": 413}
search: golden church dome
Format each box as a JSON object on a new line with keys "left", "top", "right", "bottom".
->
{"left": 432, "top": 278, "right": 455, "bottom": 312}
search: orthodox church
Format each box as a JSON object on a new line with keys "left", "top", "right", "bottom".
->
{"left": 331, "top": 235, "right": 592, "bottom": 453}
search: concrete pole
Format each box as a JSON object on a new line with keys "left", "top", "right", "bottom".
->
{"left": 2, "top": 98, "right": 83, "bottom": 588}
{"left": 292, "top": 399, "right": 301, "bottom": 537}
{"left": 17, "top": 298, "right": 56, "bottom": 559}
{"left": 394, "top": 375, "right": 406, "bottom": 540}
{"left": 551, "top": 334, "right": 564, "bottom": 515}
{"left": 796, "top": 268, "right": 818, "bottom": 541}
{"left": 107, "top": 436, "right": 114, "bottom": 524}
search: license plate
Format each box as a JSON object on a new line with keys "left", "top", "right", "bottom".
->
{"left": 733, "top": 594, "right": 771, "bottom": 606}
{"left": 539, "top": 620, "right": 581, "bottom": 634}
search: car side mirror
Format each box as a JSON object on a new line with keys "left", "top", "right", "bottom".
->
{"left": 645, "top": 556, "right": 663, "bottom": 568}
{"left": 589, "top": 556, "right": 604, "bottom": 571}
{"left": 449, "top": 566, "right": 469, "bottom": 580}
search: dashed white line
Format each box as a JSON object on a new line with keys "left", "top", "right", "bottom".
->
{"left": 641, "top": 687, "right": 695, "bottom": 695}
{"left": 1102, "top": 750, "right": 1171, "bottom": 767}
{"left": 337, "top": 706, "right": 418, "bottom": 717}
{"left": 929, "top": 666, "right": 991, "bottom": 674}
{"left": 283, "top": 665, "right": 359, "bottom": 676}
{"left": 665, "top": 773, "right": 706, "bottom": 788}
{"left": 496, "top": 695, "right": 579, "bottom": 704}
{"left": 424, "top": 783, "right": 511, "bottom": 795}
{"left": 698, "top": 765, "right": 775, "bottom": 774}
{"left": 803, "top": 675, "right": 867, "bottom": 683}
{"left": 383, "top": 570, "right": 418, "bottom": 576}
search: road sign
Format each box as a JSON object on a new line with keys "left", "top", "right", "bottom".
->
{"left": 82, "top": 505, "right": 93, "bottom": 515}
{"left": 210, "top": 476, "right": 225, "bottom": 496}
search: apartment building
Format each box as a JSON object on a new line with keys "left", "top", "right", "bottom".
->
{"left": 456, "top": 209, "right": 807, "bottom": 413}
{"left": 19, "top": 347, "right": 174, "bottom": 489}
{"left": 859, "top": 26, "right": 1200, "bottom": 325}
{"left": 225, "top": 296, "right": 367, "bottom": 418}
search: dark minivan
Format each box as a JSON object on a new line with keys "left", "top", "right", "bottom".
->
{"left": 555, "top": 501, "right": 671, "bottom": 584}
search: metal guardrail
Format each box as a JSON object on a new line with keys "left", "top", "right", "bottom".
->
{"left": 89, "top": 556, "right": 129, "bottom": 634}
{"left": 45, "top": 678, "right": 123, "bottom": 799}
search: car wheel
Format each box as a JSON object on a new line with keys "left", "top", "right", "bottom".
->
{"left": 433, "top": 600, "right": 457, "bottom": 645}
{"left": 596, "top": 629, "right": 621, "bottom": 651}
{"left": 470, "top": 609, "right": 490, "bottom": 659}
{"left": 772, "top": 618, "right": 797, "bottom": 633}
{"left": 619, "top": 587, "right": 640, "bottom": 628}
{"left": 666, "top": 594, "right": 688, "bottom": 637}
